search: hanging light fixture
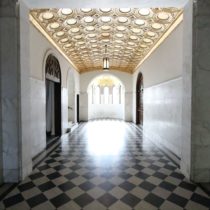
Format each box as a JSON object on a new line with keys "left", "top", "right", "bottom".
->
{"left": 103, "top": 45, "right": 109, "bottom": 71}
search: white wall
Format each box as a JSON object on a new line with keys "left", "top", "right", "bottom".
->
{"left": 133, "top": 22, "right": 183, "bottom": 158}
{"left": 30, "top": 24, "right": 79, "bottom": 158}
{"left": 89, "top": 105, "right": 124, "bottom": 120}
{"left": 80, "top": 71, "right": 133, "bottom": 122}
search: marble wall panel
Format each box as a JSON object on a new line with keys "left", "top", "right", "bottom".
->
{"left": 30, "top": 78, "right": 46, "bottom": 158}
{"left": 80, "top": 92, "right": 88, "bottom": 121}
{"left": 0, "top": 15, "right": 20, "bottom": 182}
{"left": 125, "top": 92, "right": 133, "bottom": 122}
{"left": 20, "top": 1, "right": 33, "bottom": 180}
{"left": 191, "top": 0, "right": 210, "bottom": 182}
{"left": 143, "top": 77, "right": 182, "bottom": 158}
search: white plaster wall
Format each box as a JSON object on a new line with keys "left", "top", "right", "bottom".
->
{"left": 30, "top": 25, "right": 77, "bottom": 88}
{"left": 133, "top": 22, "right": 183, "bottom": 89}
{"left": 133, "top": 22, "right": 183, "bottom": 158}
{"left": 30, "top": 24, "right": 80, "bottom": 158}
{"left": 80, "top": 71, "right": 133, "bottom": 121}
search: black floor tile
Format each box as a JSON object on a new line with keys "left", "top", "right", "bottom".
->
{"left": 144, "top": 193, "right": 165, "bottom": 207}
{"left": 119, "top": 181, "right": 136, "bottom": 191}
{"left": 27, "top": 194, "right": 48, "bottom": 208}
{"left": 179, "top": 181, "right": 196, "bottom": 192}
{"left": 83, "top": 172, "right": 96, "bottom": 179}
{"left": 74, "top": 193, "right": 94, "bottom": 207}
{"left": 45, "top": 159, "right": 56, "bottom": 164}
{"left": 139, "top": 181, "right": 156, "bottom": 191}
{"left": 164, "top": 164, "right": 176, "bottom": 171}
{"left": 170, "top": 172, "right": 185, "bottom": 180}
{"left": 38, "top": 164, "right": 50, "bottom": 171}
{"left": 121, "top": 193, "right": 141, "bottom": 207}
{"left": 58, "top": 181, "right": 76, "bottom": 192}
{"left": 4, "top": 194, "right": 24, "bottom": 208}
{"left": 167, "top": 193, "right": 188, "bottom": 207}
{"left": 79, "top": 181, "right": 95, "bottom": 191}
{"left": 159, "top": 181, "right": 176, "bottom": 192}
{"left": 159, "top": 159, "right": 169, "bottom": 164}
{"left": 149, "top": 164, "right": 161, "bottom": 171}
{"left": 50, "top": 193, "right": 71, "bottom": 208}
{"left": 47, "top": 172, "right": 61, "bottom": 180}
{"left": 65, "top": 172, "right": 79, "bottom": 180}
{"left": 53, "top": 165, "right": 66, "bottom": 171}
{"left": 59, "top": 159, "right": 70, "bottom": 164}
{"left": 133, "top": 164, "right": 145, "bottom": 171}
{"left": 29, "top": 172, "right": 44, "bottom": 180}
{"left": 153, "top": 172, "right": 167, "bottom": 180}
{"left": 191, "top": 193, "right": 210, "bottom": 208}
{"left": 18, "top": 182, "right": 35, "bottom": 192}
{"left": 135, "top": 171, "right": 150, "bottom": 180}
{"left": 99, "top": 181, "right": 115, "bottom": 191}
{"left": 118, "top": 172, "right": 132, "bottom": 180}
{"left": 70, "top": 165, "right": 82, "bottom": 170}
{"left": 38, "top": 181, "right": 56, "bottom": 192}
{"left": 97, "top": 193, "right": 117, "bottom": 207}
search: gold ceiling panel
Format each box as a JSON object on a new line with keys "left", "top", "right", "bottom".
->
{"left": 30, "top": 8, "right": 183, "bottom": 74}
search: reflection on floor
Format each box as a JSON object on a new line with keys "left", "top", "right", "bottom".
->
{"left": 1, "top": 120, "right": 210, "bottom": 210}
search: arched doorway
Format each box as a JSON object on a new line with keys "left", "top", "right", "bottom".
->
{"left": 136, "top": 72, "right": 143, "bottom": 125}
{"left": 45, "top": 55, "right": 62, "bottom": 141}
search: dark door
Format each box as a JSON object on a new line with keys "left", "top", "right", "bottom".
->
{"left": 77, "top": 94, "right": 79, "bottom": 123}
{"left": 136, "top": 73, "right": 143, "bottom": 125}
{"left": 54, "top": 82, "right": 62, "bottom": 135}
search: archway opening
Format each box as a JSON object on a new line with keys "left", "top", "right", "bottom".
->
{"left": 88, "top": 75, "right": 125, "bottom": 120}
{"left": 136, "top": 72, "right": 144, "bottom": 125}
{"left": 45, "top": 54, "right": 62, "bottom": 142}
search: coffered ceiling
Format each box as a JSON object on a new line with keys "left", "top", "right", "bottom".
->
{"left": 30, "top": 8, "right": 183, "bottom": 74}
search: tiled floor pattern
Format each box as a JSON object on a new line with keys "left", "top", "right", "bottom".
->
{"left": 1, "top": 120, "right": 210, "bottom": 210}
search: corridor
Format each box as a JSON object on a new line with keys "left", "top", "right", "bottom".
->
{"left": 1, "top": 120, "right": 210, "bottom": 210}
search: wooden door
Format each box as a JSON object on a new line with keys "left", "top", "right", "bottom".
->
{"left": 76, "top": 94, "right": 80, "bottom": 123}
{"left": 136, "top": 73, "right": 143, "bottom": 125}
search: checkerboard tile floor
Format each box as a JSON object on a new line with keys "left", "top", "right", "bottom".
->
{"left": 1, "top": 120, "right": 210, "bottom": 210}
